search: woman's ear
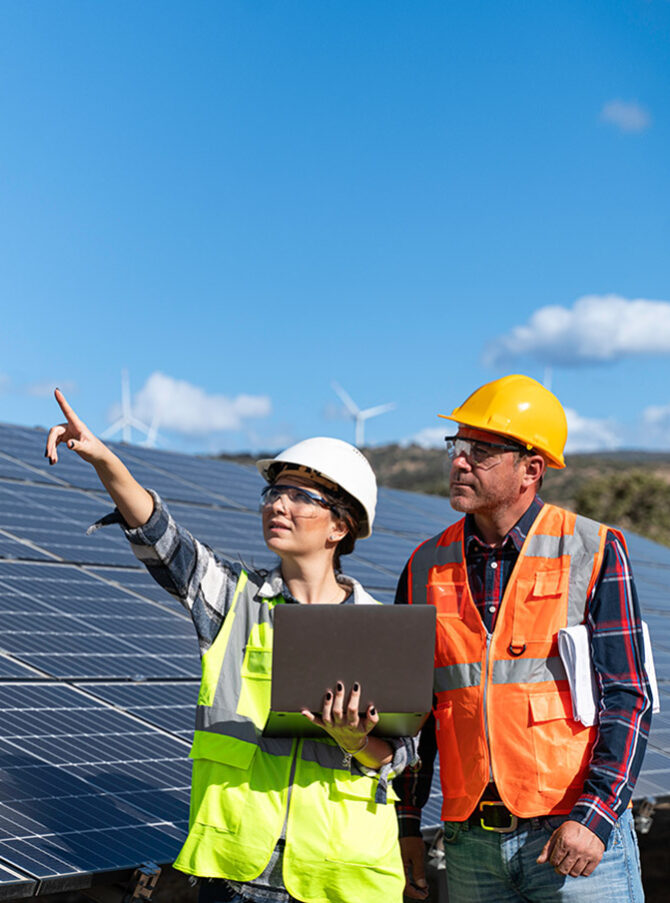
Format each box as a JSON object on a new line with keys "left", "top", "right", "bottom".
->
{"left": 327, "top": 518, "right": 349, "bottom": 543}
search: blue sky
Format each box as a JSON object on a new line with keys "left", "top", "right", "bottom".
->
{"left": 1, "top": 1, "right": 669, "bottom": 455}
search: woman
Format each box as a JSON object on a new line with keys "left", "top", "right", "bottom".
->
{"left": 46, "top": 390, "right": 415, "bottom": 903}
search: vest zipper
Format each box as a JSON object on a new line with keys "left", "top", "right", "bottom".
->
{"left": 482, "top": 631, "right": 494, "bottom": 781}
{"left": 281, "top": 737, "right": 300, "bottom": 835}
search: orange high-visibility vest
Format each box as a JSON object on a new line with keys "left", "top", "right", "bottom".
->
{"left": 407, "top": 503, "right": 613, "bottom": 821}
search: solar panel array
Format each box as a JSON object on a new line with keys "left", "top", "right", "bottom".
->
{"left": 0, "top": 421, "right": 668, "bottom": 895}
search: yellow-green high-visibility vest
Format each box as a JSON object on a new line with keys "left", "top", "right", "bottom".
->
{"left": 173, "top": 569, "right": 405, "bottom": 903}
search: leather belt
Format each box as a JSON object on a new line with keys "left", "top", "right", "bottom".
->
{"left": 467, "top": 800, "right": 519, "bottom": 833}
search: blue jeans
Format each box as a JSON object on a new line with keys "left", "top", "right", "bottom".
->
{"left": 198, "top": 879, "right": 299, "bottom": 903}
{"left": 442, "top": 809, "right": 644, "bottom": 902}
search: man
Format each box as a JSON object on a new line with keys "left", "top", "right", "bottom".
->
{"left": 395, "top": 375, "right": 651, "bottom": 902}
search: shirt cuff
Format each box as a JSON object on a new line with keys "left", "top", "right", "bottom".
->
{"left": 355, "top": 738, "right": 418, "bottom": 804}
{"left": 568, "top": 798, "right": 617, "bottom": 846}
{"left": 396, "top": 807, "right": 423, "bottom": 838}
{"left": 122, "top": 489, "right": 168, "bottom": 546}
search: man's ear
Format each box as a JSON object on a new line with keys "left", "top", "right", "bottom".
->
{"left": 522, "top": 454, "right": 546, "bottom": 488}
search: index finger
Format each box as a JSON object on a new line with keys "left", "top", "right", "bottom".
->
{"left": 54, "top": 388, "right": 85, "bottom": 429}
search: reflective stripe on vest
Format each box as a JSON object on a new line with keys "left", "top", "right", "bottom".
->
{"left": 407, "top": 503, "right": 609, "bottom": 820}
{"left": 193, "top": 569, "right": 283, "bottom": 755}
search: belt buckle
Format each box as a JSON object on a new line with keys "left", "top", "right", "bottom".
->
{"left": 479, "top": 801, "right": 518, "bottom": 833}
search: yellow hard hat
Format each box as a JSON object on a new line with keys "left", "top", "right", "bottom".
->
{"left": 439, "top": 374, "right": 568, "bottom": 469}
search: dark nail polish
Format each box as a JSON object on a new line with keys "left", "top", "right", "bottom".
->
{"left": 325, "top": 691, "right": 332, "bottom": 701}
{"left": 370, "top": 707, "right": 376, "bottom": 715}
{"left": 353, "top": 682, "right": 360, "bottom": 692}
{"left": 336, "top": 681, "right": 343, "bottom": 692}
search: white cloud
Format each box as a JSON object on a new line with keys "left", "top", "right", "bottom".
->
{"left": 564, "top": 408, "right": 622, "bottom": 453}
{"left": 403, "top": 426, "right": 446, "bottom": 449}
{"left": 643, "top": 404, "right": 670, "bottom": 427}
{"left": 641, "top": 404, "right": 670, "bottom": 448}
{"left": 26, "top": 379, "right": 77, "bottom": 398}
{"left": 120, "top": 371, "right": 272, "bottom": 436}
{"left": 600, "top": 99, "right": 651, "bottom": 133}
{"left": 484, "top": 294, "right": 670, "bottom": 367}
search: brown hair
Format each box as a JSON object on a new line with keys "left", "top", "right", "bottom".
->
{"left": 327, "top": 489, "right": 364, "bottom": 572}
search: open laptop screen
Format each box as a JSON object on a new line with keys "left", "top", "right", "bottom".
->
{"left": 264, "top": 603, "right": 435, "bottom": 737}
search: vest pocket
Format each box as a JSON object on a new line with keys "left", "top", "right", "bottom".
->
{"left": 433, "top": 700, "right": 467, "bottom": 798}
{"left": 528, "top": 691, "right": 595, "bottom": 791}
{"left": 517, "top": 568, "right": 570, "bottom": 642}
{"left": 325, "top": 773, "right": 400, "bottom": 865}
{"left": 530, "top": 568, "right": 566, "bottom": 598}
{"left": 240, "top": 645, "right": 272, "bottom": 679}
{"left": 329, "top": 771, "right": 399, "bottom": 804}
{"left": 238, "top": 645, "right": 273, "bottom": 729}
{"left": 428, "top": 582, "right": 466, "bottom": 617}
{"left": 189, "top": 756, "right": 250, "bottom": 834}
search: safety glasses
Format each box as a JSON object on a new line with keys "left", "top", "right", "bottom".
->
{"left": 260, "top": 483, "right": 338, "bottom": 517}
{"left": 444, "top": 435, "right": 526, "bottom": 470}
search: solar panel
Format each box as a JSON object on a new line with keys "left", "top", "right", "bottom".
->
{"left": 0, "top": 656, "right": 43, "bottom": 680}
{"left": 120, "top": 445, "right": 264, "bottom": 509}
{"left": 0, "top": 423, "right": 668, "bottom": 892}
{"left": 0, "top": 531, "right": 54, "bottom": 563}
{"left": 355, "top": 531, "right": 421, "bottom": 574}
{"left": 371, "top": 589, "right": 396, "bottom": 605}
{"left": 0, "top": 562, "right": 199, "bottom": 680}
{"left": 81, "top": 681, "right": 199, "bottom": 740}
{"left": 379, "top": 486, "right": 455, "bottom": 525}
{"left": 0, "top": 423, "right": 107, "bottom": 493}
{"left": 86, "top": 565, "right": 191, "bottom": 608}
{"left": 107, "top": 444, "right": 221, "bottom": 506}
{"left": 0, "top": 683, "right": 189, "bottom": 892}
{"left": 375, "top": 487, "right": 457, "bottom": 538}
{"left": 340, "top": 556, "right": 398, "bottom": 591}
{"left": 166, "top": 501, "right": 265, "bottom": 555}
{"left": 0, "top": 483, "right": 131, "bottom": 566}
{"left": 0, "top": 862, "right": 36, "bottom": 898}
{"left": 0, "top": 448, "right": 63, "bottom": 488}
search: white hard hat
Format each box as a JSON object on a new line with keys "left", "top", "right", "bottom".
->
{"left": 256, "top": 437, "right": 377, "bottom": 538}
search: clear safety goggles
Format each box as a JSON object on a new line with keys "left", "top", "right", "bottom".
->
{"left": 444, "top": 435, "right": 527, "bottom": 470}
{"left": 260, "top": 483, "right": 338, "bottom": 517}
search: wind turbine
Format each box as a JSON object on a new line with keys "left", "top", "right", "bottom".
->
{"left": 102, "top": 369, "right": 158, "bottom": 447}
{"left": 142, "top": 409, "right": 162, "bottom": 448}
{"left": 331, "top": 381, "right": 396, "bottom": 448}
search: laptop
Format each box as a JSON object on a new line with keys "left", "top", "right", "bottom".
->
{"left": 264, "top": 603, "right": 436, "bottom": 738}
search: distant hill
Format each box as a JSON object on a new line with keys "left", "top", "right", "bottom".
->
{"left": 215, "top": 446, "right": 670, "bottom": 547}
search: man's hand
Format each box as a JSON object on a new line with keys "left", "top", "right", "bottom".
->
{"left": 537, "top": 819, "right": 605, "bottom": 877}
{"left": 400, "top": 836, "right": 429, "bottom": 900}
